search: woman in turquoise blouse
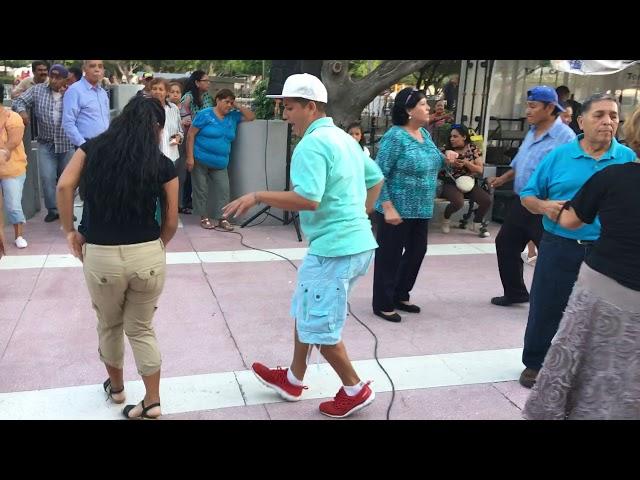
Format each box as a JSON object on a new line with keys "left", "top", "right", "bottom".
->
{"left": 372, "top": 87, "right": 457, "bottom": 322}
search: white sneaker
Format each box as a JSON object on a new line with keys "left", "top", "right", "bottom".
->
{"left": 15, "top": 236, "right": 28, "bottom": 249}
{"left": 441, "top": 219, "right": 450, "bottom": 233}
{"left": 474, "top": 222, "right": 490, "bottom": 238}
{"left": 520, "top": 251, "right": 536, "bottom": 266}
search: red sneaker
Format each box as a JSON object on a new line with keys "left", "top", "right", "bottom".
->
{"left": 319, "top": 382, "right": 375, "bottom": 418}
{"left": 252, "top": 363, "right": 307, "bottom": 401}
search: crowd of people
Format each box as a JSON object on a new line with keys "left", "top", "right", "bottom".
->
{"left": 2, "top": 61, "right": 639, "bottom": 420}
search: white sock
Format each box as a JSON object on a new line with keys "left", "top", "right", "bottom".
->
{"left": 343, "top": 381, "right": 365, "bottom": 396}
{"left": 287, "top": 368, "right": 303, "bottom": 386}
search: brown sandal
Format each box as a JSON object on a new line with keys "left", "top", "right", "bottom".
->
{"left": 200, "top": 218, "right": 215, "bottom": 229}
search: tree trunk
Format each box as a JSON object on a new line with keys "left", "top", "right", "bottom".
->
{"left": 322, "top": 60, "right": 430, "bottom": 128}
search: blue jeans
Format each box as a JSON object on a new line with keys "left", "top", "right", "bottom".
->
{"left": 38, "top": 142, "right": 73, "bottom": 213}
{"left": 0, "top": 174, "right": 27, "bottom": 224}
{"left": 522, "top": 232, "right": 592, "bottom": 370}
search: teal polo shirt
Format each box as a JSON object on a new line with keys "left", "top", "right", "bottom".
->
{"left": 520, "top": 135, "right": 636, "bottom": 240}
{"left": 290, "top": 117, "right": 384, "bottom": 257}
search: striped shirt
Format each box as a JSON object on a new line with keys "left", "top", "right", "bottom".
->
{"left": 160, "top": 102, "right": 183, "bottom": 162}
{"left": 12, "top": 83, "right": 73, "bottom": 153}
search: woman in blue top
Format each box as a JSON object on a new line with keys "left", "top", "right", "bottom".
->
{"left": 372, "top": 87, "right": 458, "bottom": 322}
{"left": 185, "top": 88, "right": 255, "bottom": 230}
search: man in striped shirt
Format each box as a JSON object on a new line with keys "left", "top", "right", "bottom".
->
{"left": 13, "top": 64, "right": 74, "bottom": 223}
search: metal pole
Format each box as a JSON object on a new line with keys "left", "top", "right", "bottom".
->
{"left": 469, "top": 61, "right": 480, "bottom": 129}
{"left": 457, "top": 61, "right": 467, "bottom": 125}
{"left": 283, "top": 123, "right": 293, "bottom": 224}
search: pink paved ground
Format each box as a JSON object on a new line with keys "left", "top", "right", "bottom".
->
{"left": 1, "top": 207, "right": 535, "bottom": 419}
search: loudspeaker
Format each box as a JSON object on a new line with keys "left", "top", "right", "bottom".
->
{"left": 267, "top": 60, "right": 323, "bottom": 95}
{"left": 491, "top": 190, "right": 517, "bottom": 223}
{"left": 494, "top": 165, "right": 514, "bottom": 191}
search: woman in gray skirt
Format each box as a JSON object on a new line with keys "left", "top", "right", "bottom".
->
{"left": 523, "top": 106, "right": 640, "bottom": 420}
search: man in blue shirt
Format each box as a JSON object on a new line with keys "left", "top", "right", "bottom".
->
{"left": 518, "top": 93, "right": 636, "bottom": 388}
{"left": 487, "top": 86, "right": 575, "bottom": 307}
{"left": 222, "top": 74, "right": 385, "bottom": 418}
{"left": 62, "top": 60, "right": 110, "bottom": 147}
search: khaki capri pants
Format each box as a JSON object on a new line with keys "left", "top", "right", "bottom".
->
{"left": 82, "top": 239, "right": 166, "bottom": 376}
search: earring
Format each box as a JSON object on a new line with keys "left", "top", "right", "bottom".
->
{"left": 408, "top": 114, "right": 412, "bottom": 120}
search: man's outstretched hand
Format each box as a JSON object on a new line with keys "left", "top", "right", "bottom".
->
{"left": 222, "top": 193, "right": 258, "bottom": 219}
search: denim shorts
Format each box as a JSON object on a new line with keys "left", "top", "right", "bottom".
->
{"left": 290, "top": 249, "right": 374, "bottom": 345}
{"left": 0, "top": 174, "right": 27, "bottom": 224}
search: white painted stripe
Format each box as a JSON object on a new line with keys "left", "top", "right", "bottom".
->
{"left": 427, "top": 243, "right": 495, "bottom": 256}
{"left": 0, "top": 255, "right": 47, "bottom": 270}
{"left": 0, "top": 243, "right": 495, "bottom": 271}
{"left": 44, "top": 254, "right": 83, "bottom": 269}
{"left": 0, "top": 348, "right": 522, "bottom": 420}
{"left": 166, "top": 252, "right": 201, "bottom": 265}
{"left": 197, "top": 247, "right": 307, "bottom": 264}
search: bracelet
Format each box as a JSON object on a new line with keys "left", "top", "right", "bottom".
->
{"left": 253, "top": 192, "right": 260, "bottom": 205}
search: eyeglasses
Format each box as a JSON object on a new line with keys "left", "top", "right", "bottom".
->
{"left": 404, "top": 88, "right": 419, "bottom": 106}
{"left": 198, "top": 78, "right": 210, "bottom": 83}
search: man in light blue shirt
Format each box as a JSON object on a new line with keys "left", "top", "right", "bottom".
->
{"left": 62, "top": 60, "right": 110, "bottom": 147}
{"left": 223, "top": 73, "right": 384, "bottom": 418}
{"left": 488, "top": 86, "right": 575, "bottom": 307}
{"left": 518, "top": 93, "right": 636, "bottom": 389}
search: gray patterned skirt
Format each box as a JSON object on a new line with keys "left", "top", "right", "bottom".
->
{"left": 523, "top": 263, "right": 640, "bottom": 420}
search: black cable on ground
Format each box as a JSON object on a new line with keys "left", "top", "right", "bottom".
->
{"left": 212, "top": 226, "right": 396, "bottom": 420}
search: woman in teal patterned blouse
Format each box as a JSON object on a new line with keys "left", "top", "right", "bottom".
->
{"left": 372, "top": 87, "right": 458, "bottom": 322}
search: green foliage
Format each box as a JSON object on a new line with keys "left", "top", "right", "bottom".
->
{"left": 252, "top": 79, "right": 275, "bottom": 120}
{"left": 349, "top": 60, "right": 382, "bottom": 79}
{"left": 2, "top": 60, "right": 32, "bottom": 68}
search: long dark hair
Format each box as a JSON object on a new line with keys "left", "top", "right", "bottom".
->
{"left": 83, "top": 96, "right": 166, "bottom": 224}
{"left": 184, "top": 70, "right": 207, "bottom": 108}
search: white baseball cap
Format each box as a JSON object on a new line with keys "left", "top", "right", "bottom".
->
{"left": 266, "top": 73, "right": 328, "bottom": 103}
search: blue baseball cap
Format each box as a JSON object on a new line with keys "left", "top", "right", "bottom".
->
{"left": 527, "top": 85, "right": 565, "bottom": 112}
{"left": 49, "top": 64, "right": 69, "bottom": 79}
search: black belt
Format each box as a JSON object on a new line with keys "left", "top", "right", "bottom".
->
{"left": 547, "top": 232, "right": 595, "bottom": 246}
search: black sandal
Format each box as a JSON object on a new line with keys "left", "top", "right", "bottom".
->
{"left": 122, "top": 400, "right": 161, "bottom": 420}
{"left": 103, "top": 378, "right": 125, "bottom": 403}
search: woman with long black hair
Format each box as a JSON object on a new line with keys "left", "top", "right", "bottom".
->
{"left": 179, "top": 71, "right": 213, "bottom": 215}
{"left": 180, "top": 70, "right": 213, "bottom": 128}
{"left": 56, "top": 96, "right": 179, "bottom": 419}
